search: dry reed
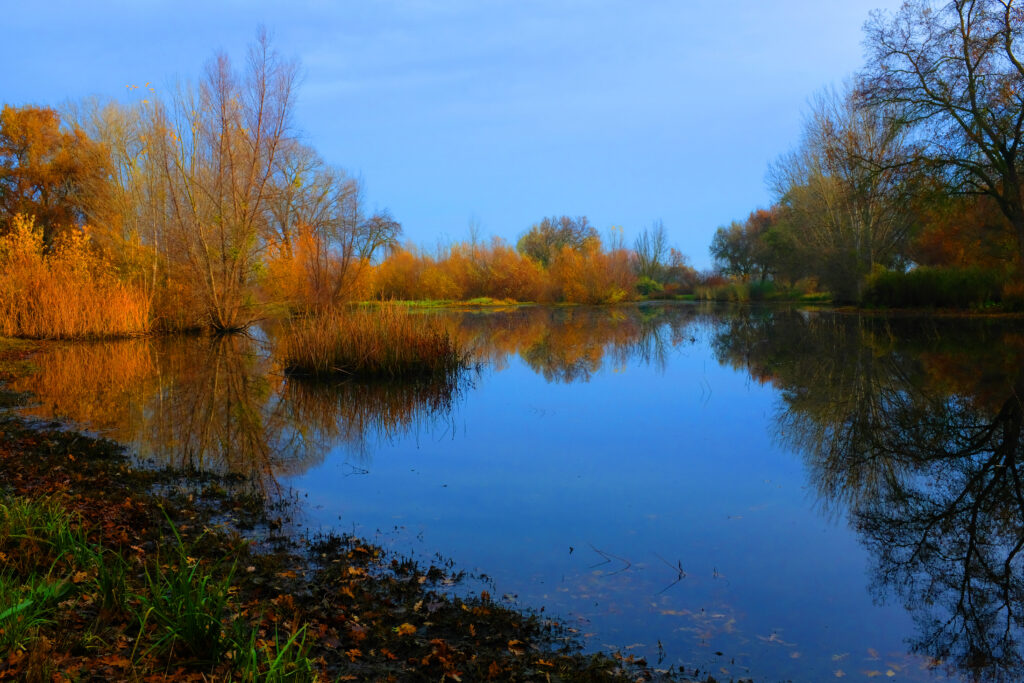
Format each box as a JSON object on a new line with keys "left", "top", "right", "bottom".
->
{"left": 0, "top": 216, "right": 151, "bottom": 339}
{"left": 277, "top": 305, "right": 465, "bottom": 378}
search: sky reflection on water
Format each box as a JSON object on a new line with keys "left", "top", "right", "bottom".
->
{"left": 14, "top": 304, "right": 1024, "bottom": 682}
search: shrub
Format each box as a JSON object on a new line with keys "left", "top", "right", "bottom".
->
{"left": 635, "top": 277, "right": 664, "bottom": 296}
{"left": 370, "top": 238, "right": 636, "bottom": 304}
{"left": 547, "top": 243, "right": 636, "bottom": 304}
{"left": 695, "top": 281, "right": 750, "bottom": 302}
{"left": 864, "top": 266, "right": 1006, "bottom": 309}
{"left": 748, "top": 280, "right": 777, "bottom": 301}
{"left": 0, "top": 215, "right": 151, "bottom": 339}
{"left": 277, "top": 304, "right": 466, "bottom": 378}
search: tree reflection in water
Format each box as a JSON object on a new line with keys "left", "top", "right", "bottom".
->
{"left": 448, "top": 304, "right": 695, "bottom": 382}
{"left": 10, "top": 334, "right": 465, "bottom": 489}
{"left": 11, "top": 305, "right": 697, "bottom": 487}
{"left": 715, "top": 310, "right": 1024, "bottom": 682}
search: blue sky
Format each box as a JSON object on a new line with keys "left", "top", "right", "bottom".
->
{"left": 3, "top": 0, "right": 902, "bottom": 268}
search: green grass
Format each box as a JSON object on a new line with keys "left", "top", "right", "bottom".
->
{"left": 0, "top": 495, "right": 318, "bottom": 679}
{"left": 0, "top": 496, "right": 92, "bottom": 666}
{"left": 133, "top": 512, "right": 236, "bottom": 662}
{"left": 0, "top": 571, "right": 73, "bottom": 653}
{"left": 278, "top": 304, "right": 466, "bottom": 378}
{"left": 232, "top": 623, "right": 317, "bottom": 682}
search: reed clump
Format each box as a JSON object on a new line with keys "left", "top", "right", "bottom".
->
{"left": 278, "top": 305, "right": 465, "bottom": 378}
{"left": 0, "top": 215, "right": 151, "bottom": 339}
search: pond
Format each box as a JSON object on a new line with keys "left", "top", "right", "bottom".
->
{"left": 11, "top": 303, "right": 1024, "bottom": 682}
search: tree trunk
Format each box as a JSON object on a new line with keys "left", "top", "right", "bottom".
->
{"left": 1015, "top": 210, "right": 1024, "bottom": 278}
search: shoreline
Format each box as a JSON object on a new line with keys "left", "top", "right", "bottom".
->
{"left": 0, "top": 341, "right": 705, "bottom": 682}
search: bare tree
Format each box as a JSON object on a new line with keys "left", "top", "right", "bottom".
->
{"left": 65, "top": 97, "right": 170, "bottom": 296}
{"left": 154, "top": 28, "right": 298, "bottom": 331}
{"left": 770, "top": 87, "right": 914, "bottom": 301}
{"left": 264, "top": 142, "right": 400, "bottom": 308}
{"left": 634, "top": 219, "right": 669, "bottom": 281}
{"left": 861, "top": 0, "right": 1024, "bottom": 271}
{"left": 516, "top": 215, "right": 598, "bottom": 267}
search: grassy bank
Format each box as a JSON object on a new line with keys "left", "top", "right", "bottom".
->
{"left": 360, "top": 297, "right": 532, "bottom": 309}
{"left": 694, "top": 280, "right": 830, "bottom": 304}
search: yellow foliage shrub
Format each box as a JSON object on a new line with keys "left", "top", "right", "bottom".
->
{"left": 369, "top": 237, "right": 624, "bottom": 304}
{"left": 548, "top": 243, "right": 636, "bottom": 304}
{"left": 262, "top": 226, "right": 377, "bottom": 311}
{"left": 0, "top": 214, "right": 151, "bottom": 339}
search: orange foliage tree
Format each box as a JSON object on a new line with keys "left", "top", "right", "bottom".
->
{"left": 909, "top": 193, "right": 1016, "bottom": 270}
{"left": 0, "top": 105, "right": 111, "bottom": 243}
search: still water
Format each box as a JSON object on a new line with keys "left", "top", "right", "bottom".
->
{"left": 13, "top": 304, "right": 1024, "bottom": 682}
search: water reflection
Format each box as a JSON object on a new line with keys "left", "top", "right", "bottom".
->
{"left": 12, "top": 305, "right": 695, "bottom": 484}
{"left": 715, "top": 311, "right": 1024, "bottom": 682}
{"left": 17, "top": 304, "right": 1024, "bottom": 679}
{"left": 446, "top": 304, "right": 696, "bottom": 381}
{"left": 10, "top": 335, "right": 464, "bottom": 485}
{"left": 279, "top": 376, "right": 462, "bottom": 461}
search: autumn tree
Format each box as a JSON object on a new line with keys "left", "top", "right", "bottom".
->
{"left": 861, "top": 0, "right": 1024, "bottom": 273}
{"left": 633, "top": 220, "right": 669, "bottom": 281}
{"left": 770, "top": 87, "right": 914, "bottom": 301}
{"left": 663, "top": 247, "right": 699, "bottom": 292}
{"left": 710, "top": 221, "right": 758, "bottom": 281}
{"left": 264, "top": 142, "right": 400, "bottom": 308}
{"left": 0, "top": 105, "right": 111, "bottom": 242}
{"left": 907, "top": 187, "right": 1016, "bottom": 268}
{"left": 152, "top": 29, "right": 298, "bottom": 331}
{"left": 516, "top": 215, "right": 598, "bottom": 267}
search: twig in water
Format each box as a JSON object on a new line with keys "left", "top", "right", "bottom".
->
{"left": 588, "top": 544, "right": 632, "bottom": 576}
{"left": 654, "top": 552, "right": 686, "bottom": 594}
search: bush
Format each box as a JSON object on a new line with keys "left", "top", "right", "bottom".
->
{"left": 0, "top": 215, "right": 151, "bottom": 339}
{"left": 635, "top": 277, "right": 664, "bottom": 296}
{"left": 695, "top": 281, "right": 750, "bottom": 302}
{"left": 864, "top": 266, "right": 1006, "bottom": 309}
{"left": 277, "top": 304, "right": 466, "bottom": 378}
{"left": 748, "top": 280, "right": 777, "bottom": 301}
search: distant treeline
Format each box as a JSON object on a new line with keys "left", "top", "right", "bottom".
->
{"left": 0, "top": 32, "right": 713, "bottom": 340}
{"left": 707, "top": 0, "right": 1024, "bottom": 309}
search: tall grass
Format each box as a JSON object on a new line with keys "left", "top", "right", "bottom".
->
{"left": 134, "top": 517, "right": 236, "bottom": 662}
{"left": 277, "top": 305, "right": 465, "bottom": 378}
{"left": 0, "top": 215, "right": 151, "bottom": 339}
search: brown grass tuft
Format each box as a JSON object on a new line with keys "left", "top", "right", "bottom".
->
{"left": 277, "top": 304, "right": 465, "bottom": 378}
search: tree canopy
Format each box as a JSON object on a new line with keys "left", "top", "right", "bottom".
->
{"left": 0, "top": 105, "right": 111, "bottom": 243}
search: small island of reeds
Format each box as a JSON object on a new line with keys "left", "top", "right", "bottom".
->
{"left": 277, "top": 305, "right": 466, "bottom": 379}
